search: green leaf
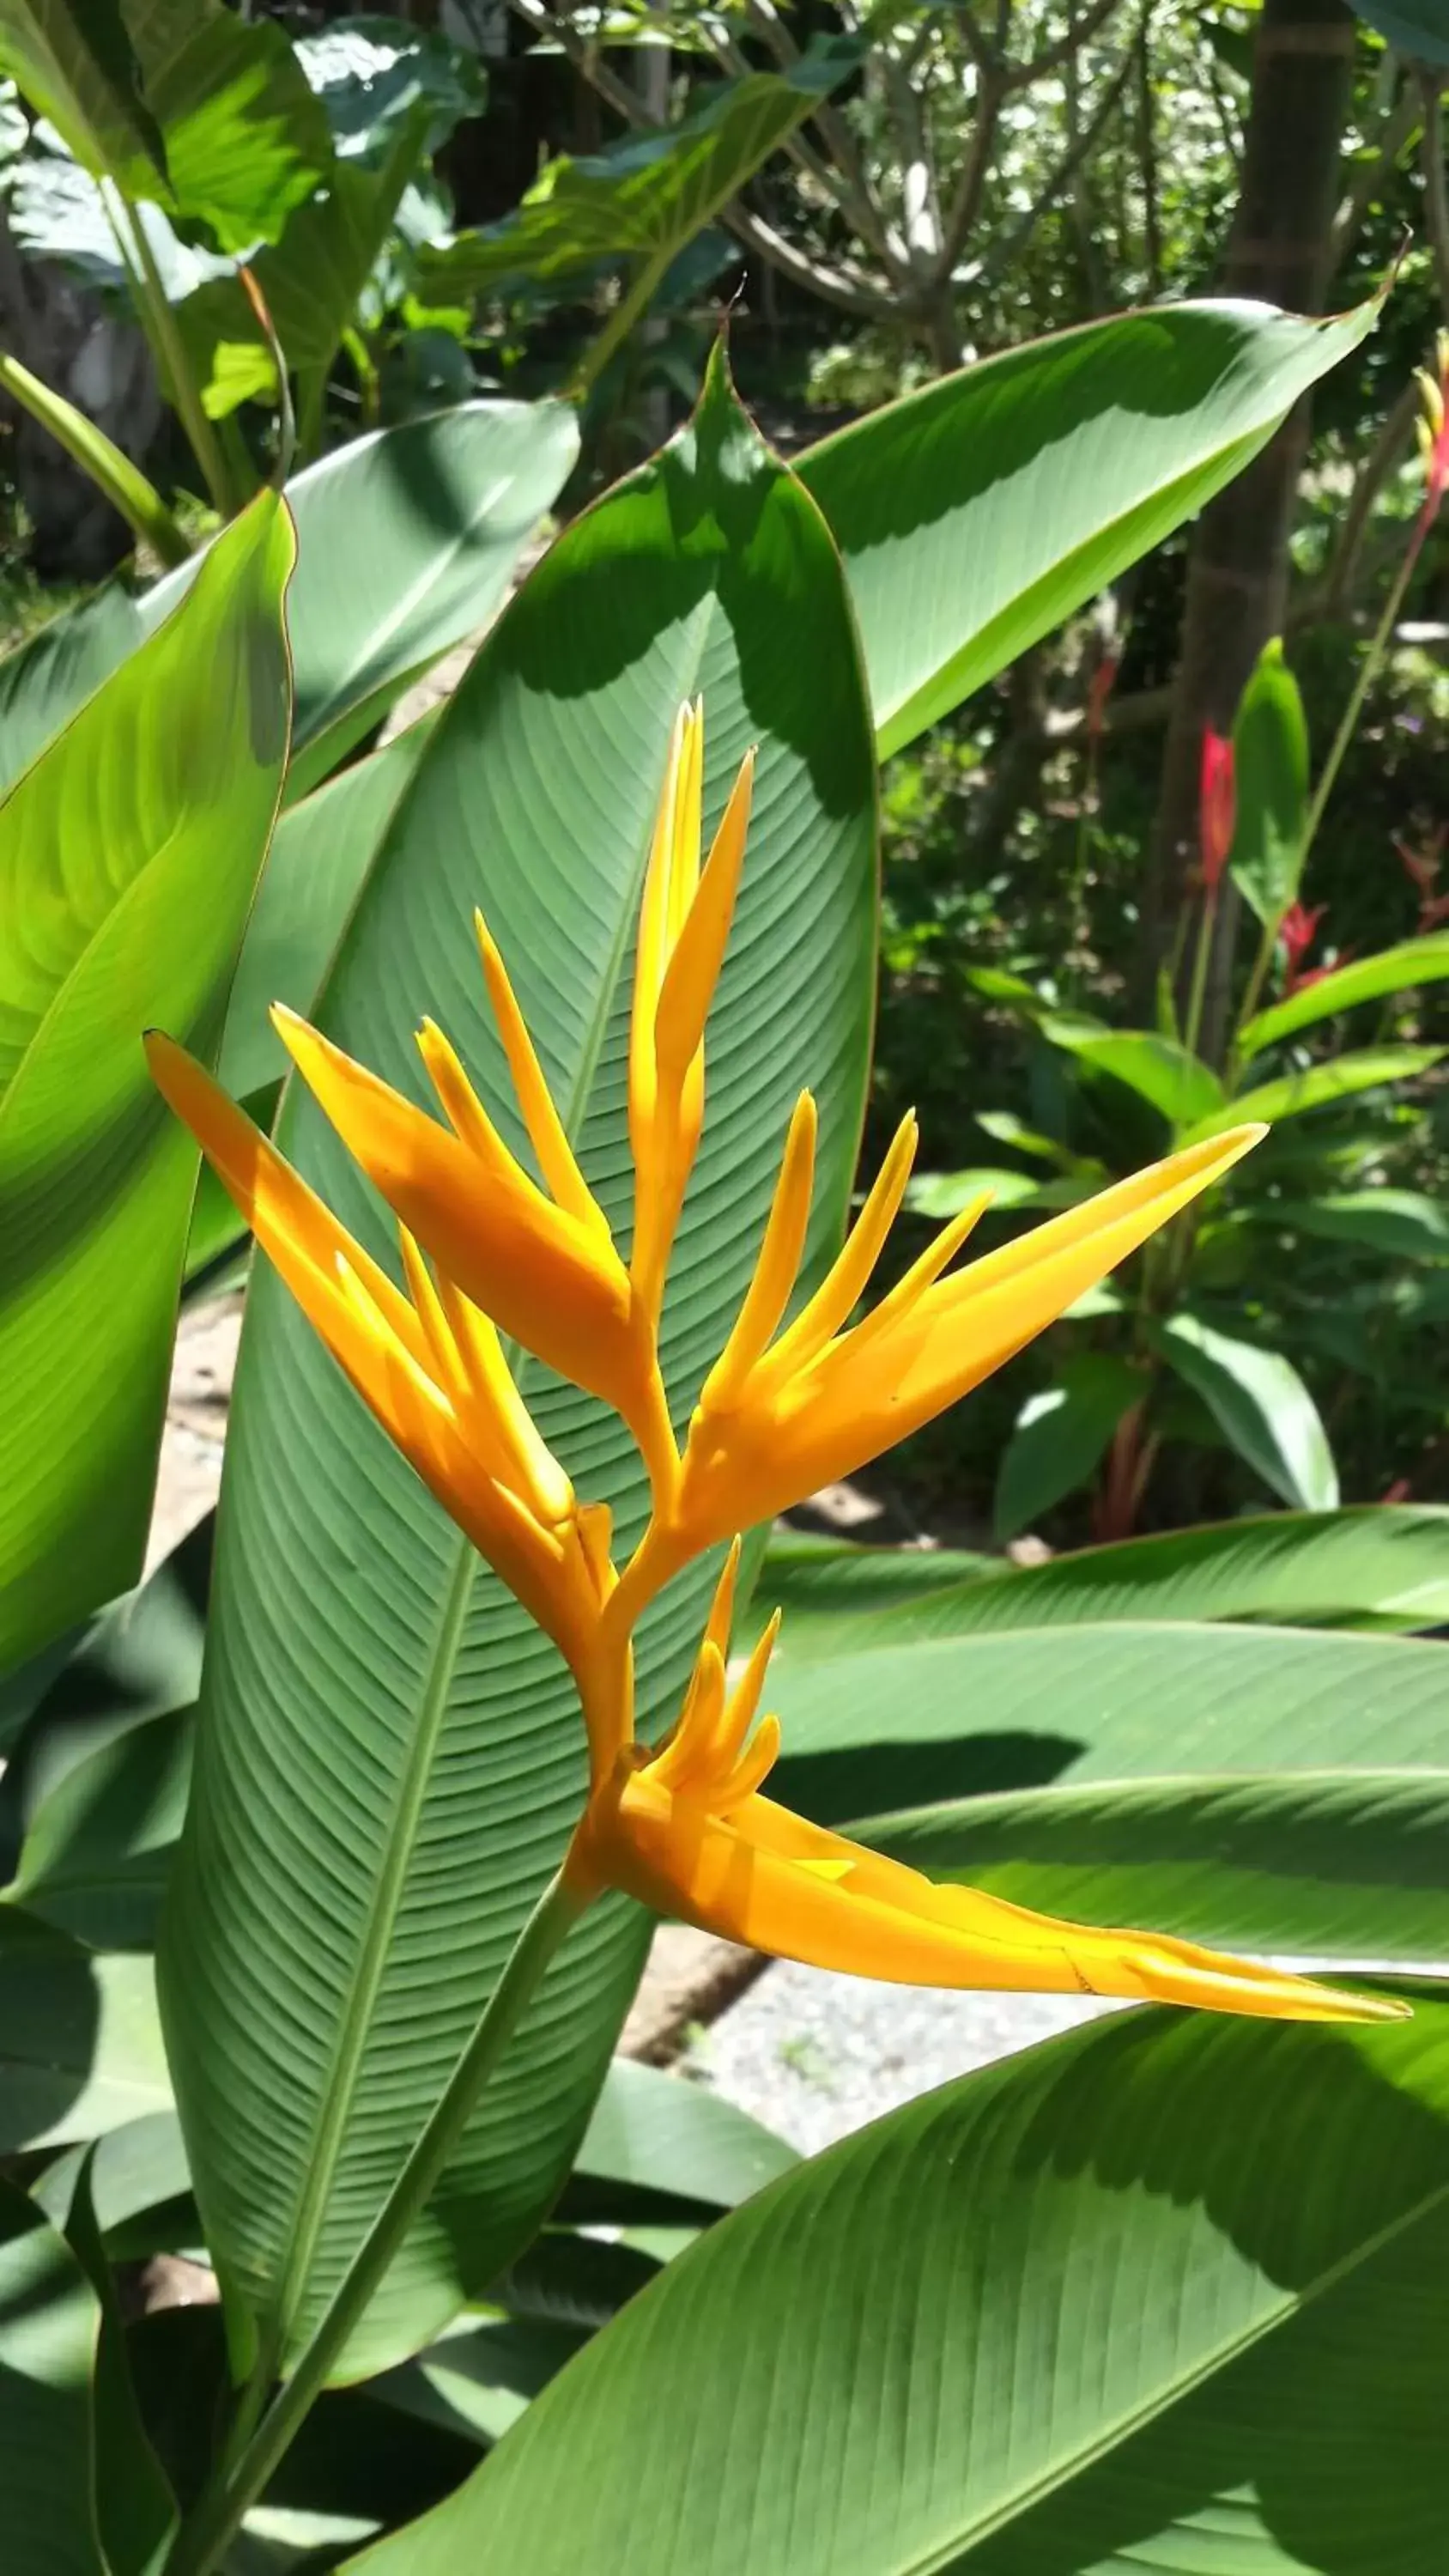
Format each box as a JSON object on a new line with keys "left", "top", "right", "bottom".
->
{"left": 1228, "top": 635, "right": 1310, "bottom": 927}
{"left": 903, "top": 1164, "right": 1089, "bottom": 1215}
{"left": 123, "top": 0, "right": 331, "bottom": 252}
{"left": 219, "top": 720, "right": 433, "bottom": 1103}
{"left": 0, "top": 1922, "right": 171, "bottom": 2151}
{"left": 0, "top": 493, "right": 293, "bottom": 1674}
{"left": 992, "top": 1354, "right": 1142, "bottom": 1540}
{"left": 421, "top": 63, "right": 846, "bottom": 293}
{"left": 158, "top": 351, "right": 876, "bottom": 2383}
{"left": 1344, "top": 0, "right": 1449, "bottom": 64}
{"left": 1252, "top": 1187, "right": 1449, "bottom": 1261}
{"left": 767, "top": 1620, "right": 1446, "bottom": 1823}
{"left": 0, "top": 2176, "right": 106, "bottom": 2575}
{"left": 33, "top": 2110, "right": 191, "bottom": 2246}
{"left": 179, "top": 111, "right": 427, "bottom": 420}
{"left": 1153, "top": 1311, "right": 1338, "bottom": 1510}
{"left": 869, "top": 1767, "right": 1449, "bottom": 1967}
{"left": 1040, "top": 1016, "right": 1225, "bottom": 1126}
{"left": 296, "top": 17, "right": 488, "bottom": 167}
{"left": 0, "top": 0, "right": 165, "bottom": 191}
{"left": 794, "top": 295, "right": 1381, "bottom": 757}
{"left": 0, "top": 400, "right": 578, "bottom": 808}
{"left": 577, "top": 2063, "right": 797, "bottom": 2209}
{"left": 62, "top": 2152, "right": 177, "bottom": 2576}
{"left": 1239, "top": 929, "right": 1449, "bottom": 1054}
{"left": 764, "top": 1505, "right": 1449, "bottom": 1660}
{"left": 345, "top": 1998, "right": 1449, "bottom": 2576}
{"left": 7, "top": 1705, "right": 192, "bottom": 1952}
{"left": 1182, "top": 1042, "right": 1445, "bottom": 1142}
{"left": 0, "top": 347, "right": 188, "bottom": 564}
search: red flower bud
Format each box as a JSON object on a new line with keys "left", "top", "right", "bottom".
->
{"left": 1198, "top": 729, "right": 1235, "bottom": 892}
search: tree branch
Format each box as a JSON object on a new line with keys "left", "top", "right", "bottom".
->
{"left": 982, "top": 8, "right": 1146, "bottom": 282}
{"left": 1329, "top": 80, "right": 1420, "bottom": 269}
{"left": 1011, "top": 0, "right": 1125, "bottom": 90}
{"left": 1420, "top": 74, "right": 1449, "bottom": 322}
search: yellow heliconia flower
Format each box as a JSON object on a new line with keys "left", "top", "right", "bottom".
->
{"left": 667, "top": 1094, "right": 1262, "bottom": 1551}
{"left": 567, "top": 1548, "right": 1405, "bottom": 2023}
{"left": 149, "top": 697, "right": 1404, "bottom": 2030}
{"left": 143, "top": 1034, "right": 610, "bottom": 1671}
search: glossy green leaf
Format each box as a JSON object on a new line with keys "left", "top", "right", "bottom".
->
{"left": 0, "top": 2176, "right": 106, "bottom": 2576}
{"left": 578, "top": 2062, "right": 796, "bottom": 2209}
{"left": 0, "top": 493, "right": 292, "bottom": 1674}
{"left": 158, "top": 352, "right": 876, "bottom": 2383}
{"left": 0, "top": 401, "right": 579, "bottom": 807}
{"left": 764, "top": 1505, "right": 1449, "bottom": 1661}
{"left": 0, "top": 0, "right": 164, "bottom": 190}
{"left": 1239, "top": 929, "right": 1449, "bottom": 1054}
{"left": 1182, "top": 1043, "right": 1444, "bottom": 1142}
{"left": 297, "top": 17, "right": 488, "bottom": 165}
{"left": 794, "top": 295, "right": 1381, "bottom": 756}
{"left": 1252, "top": 1187, "right": 1449, "bottom": 1261}
{"left": 7, "top": 1704, "right": 192, "bottom": 1952}
{"left": 422, "top": 62, "right": 846, "bottom": 293}
{"left": 1154, "top": 1311, "right": 1338, "bottom": 1510}
{"left": 124, "top": 0, "right": 331, "bottom": 251}
{"left": 368, "top": 2315, "right": 589, "bottom": 2451}
{"left": 219, "top": 720, "right": 433, "bottom": 1103}
{"left": 349, "top": 1997, "right": 1449, "bottom": 2576}
{"left": 767, "top": 1620, "right": 1447, "bottom": 1823}
{"left": 1040, "top": 1017, "right": 1225, "bottom": 1126}
{"left": 34, "top": 2111, "right": 191, "bottom": 2245}
{"left": 993, "top": 1354, "right": 1143, "bottom": 1540}
{"left": 870, "top": 1766, "right": 1449, "bottom": 1966}
{"left": 1228, "top": 635, "right": 1310, "bottom": 927}
{"left": 0, "top": 1922, "right": 171, "bottom": 2151}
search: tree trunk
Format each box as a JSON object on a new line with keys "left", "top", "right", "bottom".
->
{"left": 1134, "top": 0, "right": 1355, "bottom": 1029}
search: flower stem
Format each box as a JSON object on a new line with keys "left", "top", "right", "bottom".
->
{"left": 571, "top": 245, "right": 675, "bottom": 403}
{"left": 0, "top": 349, "right": 190, "bottom": 566}
{"left": 164, "top": 1867, "right": 590, "bottom": 2576}
{"left": 1229, "top": 520, "right": 1427, "bottom": 1078}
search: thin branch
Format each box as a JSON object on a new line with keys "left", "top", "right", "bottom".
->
{"left": 934, "top": 63, "right": 1006, "bottom": 283}
{"left": 720, "top": 197, "right": 893, "bottom": 318}
{"left": 1010, "top": 0, "right": 1124, "bottom": 91}
{"left": 982, "top": 7, "right": 1146, "bottom": 283}
{"left": 1330, "top": 82, "right": 1421, "bottom": 270}
{"left": 740, "top": 0, "right": 895, "bottom": 264}
{"left": 1324, "top": 376, "right": 1421, "bottom": 617}
{"left": 506, "top": 0, "right": 649, "bottom": 128}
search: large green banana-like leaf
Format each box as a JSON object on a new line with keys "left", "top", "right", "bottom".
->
{"left": 158, "top": 350, "right": 876, "bottom": 2383}
{"left": 871, "top": 1768, "right": 1449, "bottom": 1965}
{"left": 122, "top": 0, "right": 330, "bottom": 251}
{"left": 0, "top": 492, "right": 292, "bottom": 1674}
{"left": 794, "top": 295, "right": 1379, "bottom": 756}
{"left": 767, "top": 1621, "right": 1449, "bottom": 1824}
{"left": 0, "top": 402, "right": 578, "bottom": 805}
{"left": 760, "top": 1504, "right": 1449, "bottom": 1659}
{"left": 0, "top": 0, "right": 164, "bottom": 191}
{"left": 422, "top": 59, "right": 848, "bottom": 294}
{"left": 350, "top": 1995, "right": 1449, "bottom": 2576}
{"left": 0, "top": 2177, "right": 106, "bottom": 2576}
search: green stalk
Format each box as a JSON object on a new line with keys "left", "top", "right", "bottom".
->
{"left": 0, "top": 349, "right": 190, "bottom": 566}
{"left": 109, "top": 189, "right": 237, "bottom": 513}
{"left": 1179, "top": 886, "right": 1218, "bottom": 1075}
{"left": 164, "top": 1866, "right": 590, "bottom": 2576}
{"left": 571, "top": 243, "right": 675, "bottom": 403}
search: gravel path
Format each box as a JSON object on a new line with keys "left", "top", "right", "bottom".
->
{"left": 688, "top": 1961, "right": 1119, "bottom": 2155}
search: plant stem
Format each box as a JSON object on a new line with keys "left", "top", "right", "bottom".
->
{"left": 1180, "top": 887, "right": 1217, "bottom": 1070}
{"left": 0, "top": 349, "right": 190, "bottom": 566}
{"left": 1229, "top": 522, "right": 1426, "bottom": 1075}
{"left": 164, "top": 1867, "right": 590, "bottom": 2576}
{"left": 571, "top": 245, "right": 675, "bottom": 403}
{"left": 110, "top": 189, "right": 236, "bottom": 513}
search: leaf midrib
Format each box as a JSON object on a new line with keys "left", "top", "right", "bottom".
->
{"left": 892, "top": 2166, "right": 1449, "bottom": 2576}
{"left": 267, "top": 608, "right": 717, "bottom": 2360}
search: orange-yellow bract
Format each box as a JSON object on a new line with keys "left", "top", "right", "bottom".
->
{"left": 147, "top": 699, "right": 1404, "bottom": 2031}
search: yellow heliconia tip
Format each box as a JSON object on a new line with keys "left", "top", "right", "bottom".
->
{"left": 567, "top": 1586, "right": 1404, "bottom": 2028}
{"left": 145, "top": 692, "right": 1383, "bottom": 2034}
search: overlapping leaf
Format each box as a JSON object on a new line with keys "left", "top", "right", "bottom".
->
{"left": 794, "top": 295, "right": 1381, "bottom": 754}
{"left": 0, "top": 493, "right": 292, "bottom": 1671}
{"left": 158, "top": 351, "right": 876, "bottom": 2382}
{"left": 349, "top": 1997, "right": 1449, "bottom": 2576}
